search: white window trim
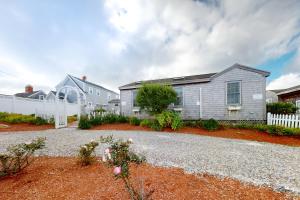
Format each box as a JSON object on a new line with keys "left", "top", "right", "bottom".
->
{"left": 96, "top": 90, "right": 100, "bottom": 96}
{"left": 39, "top": 95, "right": 44, "bottom": 100}
{"left": 226, "top": 81, "right": 242, "bottom": 106}
{"left": 296, "top": 100, "right": 300, "bottom": 113}
{"left": 173, "top": 86, "right": 184, "bottom": 107}
{"left": 89, "top": 87, "right": 93, "bottom": 95}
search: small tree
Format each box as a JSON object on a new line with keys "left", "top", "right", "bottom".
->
{"left": 136, "top": 83, "right": 177, "bottom": 115}
{"left": 267, "top": 102, "right": 298, "bottom": 114}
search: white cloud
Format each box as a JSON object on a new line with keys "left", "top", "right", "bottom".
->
{"left": 267, "top": 73, "right": 300, "bottom": 90}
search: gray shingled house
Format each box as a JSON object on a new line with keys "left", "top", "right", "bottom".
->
{"left": 15, "top": 85, "right": 46, "bottom": 100}
{"left": 55, "top": 75, "right": 119, "bottom": 110}
{"left": 119, "top": 64, "right": 270, "bottom": 121}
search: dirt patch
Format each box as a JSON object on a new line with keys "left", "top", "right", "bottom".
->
{"left": 92, "top": 123, "right": 300, "bottom": 147}
{"left": 0, "top": 157, "right": 296, "bottom": 200}
{"left": 0, "top": 123, "right": 53, "bottom": 133}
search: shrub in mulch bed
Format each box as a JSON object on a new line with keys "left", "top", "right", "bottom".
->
{"left": 0, "top": 157, "right": 296, "bottom": 200}
{"left": 0, "top": 137, "right": 46, "bottom": 177}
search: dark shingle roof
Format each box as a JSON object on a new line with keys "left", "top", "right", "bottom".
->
{"left": 119, "top": 63, "right": 270, "bottom": 90}
{"left": 15, "top": 91, "right": 41, "bottom": 98}
{"left": 119, "top": 73, "right": 216, "bottom": 90}
{"left": 68, "top": 75, "right": 118, "bottom": 95}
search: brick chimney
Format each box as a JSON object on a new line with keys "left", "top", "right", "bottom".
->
{"left": 82, "top": 76, "right": 87, "bottom": 81}
{"left": 25, "top": 85, "right": 33, "bottom": 93}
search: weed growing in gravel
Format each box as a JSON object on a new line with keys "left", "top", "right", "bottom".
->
{"left": 77, "top": 140, "right": 99, "bottom": 166}
{"left": 100, "top": 136, "right": 151, "bottom": 200}
{"left": 0, "top": 137, "right": 46, "bottom": 177}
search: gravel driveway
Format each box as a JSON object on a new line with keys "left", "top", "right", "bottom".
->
{"left": 0, "top": 129, "right": 299, "bottom": 194}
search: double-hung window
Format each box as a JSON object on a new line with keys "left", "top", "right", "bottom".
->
{"left": 174, "top": 87, "right": 183, "bottom": 107}
{"left": 132, "top": 90, "right": 138, "bottom": 107}
{"left": 227, "top": 81, "right": 241, "bottom": 105}
{"left": 96, "top": 90, "right": 100, "bottom": 96}
{"left": 296, "top": 100, "right": 300, "bottom": 113}
{"left": 89, "top": 87, "right": 93, "bottom": 95}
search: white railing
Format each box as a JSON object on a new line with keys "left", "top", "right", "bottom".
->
{"left": 267, "top": 112, "right": 300, "bottom": 128}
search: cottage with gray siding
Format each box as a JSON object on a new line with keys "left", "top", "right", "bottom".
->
{"left": 119, "top": 64, "right": 270, "bottom": 121}
{"left": 55, "top": 75, "right": 119, "bottom": 110}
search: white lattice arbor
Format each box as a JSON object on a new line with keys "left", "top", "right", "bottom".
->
{"left": 55, "top": 86, "right": 85, "bottom": 129}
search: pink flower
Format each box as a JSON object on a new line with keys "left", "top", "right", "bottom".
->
{"left": 105, "top": 148, "right": 110, "bottom": 154}
{"left": 113, "top": 166, "right": 121, "bottom": 175}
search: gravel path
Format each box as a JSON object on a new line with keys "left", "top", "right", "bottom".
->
{"left": 0, "top": 129, "right": 299, "bottom": 194}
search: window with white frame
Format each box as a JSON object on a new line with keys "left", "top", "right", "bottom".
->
{"left": 132, "top": 90, "right": 138, "bottom": 107}
{"left": 296, "top": 100, "right": 300, "bottom": 113}
{"left": 107, "top": 93, "right": 111, "bottom": 101}
{"left": 88, "top": 102, "right": 92, "bottom": 107}
{"left": 39, "top": 95, "right": 44, "bottom": 100}
{"left": 89, "top": 87, "right": 93, "bottom": 95}
{"left": 174, "top": 87, "right": 183, "bottom": 107}
{"left": 227, "top": 81, "right": 241, "bottom": 105}
{"left": 96, "top": 90, "right": 100, "bottom": 96}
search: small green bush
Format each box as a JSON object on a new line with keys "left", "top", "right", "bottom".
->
{"left": 156, "top": 111, "right": 183, "bottom": 131}
{"left": 117, "top": 115, "right": 129, "bottom": 123}
{"left": 266, "top": 125, "right": 285, "bottom": 135}
{"left": 0, "top": 137, "right": 46, "bottom": 177}
{"left": 33, "top": 117, "right": 48, "bottom": 125}
{"left": 77, "top": 140, "right": 99, "bottom": 166}
{"left": 140, "top": 119, "right": 152, "bottom": 127}
{"left": 102, "top": 113, "right": 118, "bottom": 124}
{"left": 89, "top": 116, "right": 102, "bottom": 126}
{"left": 253, "top": 124, "right": 268, "bottom": 132}
{"left": 267, "top": 102, "right": 298, "bottom": 114}
{"left": 78, "top": 116, "right": 92, "bottom": 129}
{"left": 129, "top": 117, "right": 141, "bottom": 126}
{"left": 150, "top": 119, "right": 162, "bottom": 131}
{"left": 201, "top": 118, "right": 219, "bottom": 131}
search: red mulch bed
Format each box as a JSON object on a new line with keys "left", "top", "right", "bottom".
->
{"left": 0, "top": 123, "right": 54, "bottom": 133}
{"left": 0, "top": 157, "right": 296, "bottom": 200}
{"left": 92, "top": 123, "right": 300, "bottom": 147}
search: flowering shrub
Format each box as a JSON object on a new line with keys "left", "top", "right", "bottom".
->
{"left": 100, "top": 136, "right": 148, "bottom": 200}
{"left": 0, "top": 137, "right": 46, "bottom": 177}
{"left": 77, "top": 140, "right": 99, "bottom": 166}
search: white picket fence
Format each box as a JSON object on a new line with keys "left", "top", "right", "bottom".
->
{"left": 0, "top": 94, "right": 79, "bottom": 117}
{"left": 267, "top": 112, "right": 300, "bottom": 128}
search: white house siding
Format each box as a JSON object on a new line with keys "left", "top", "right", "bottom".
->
{"left": 120, "top": 67, "right": 267, "bottom": 121}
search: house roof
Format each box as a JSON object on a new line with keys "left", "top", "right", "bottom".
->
{"left": 119, "top": 63, "right": 270, "bottom": 90}
{"left": 15, "top": 90, "right": 44, "bottom": 98}
{"left": 68, "top": 75, "right": 118, "bottom": 95}
{"left": 108, "top": 99, "right": 120, "bottom": 104}
{"left": 273, "top": 85, "right": 300, "bottom": 96}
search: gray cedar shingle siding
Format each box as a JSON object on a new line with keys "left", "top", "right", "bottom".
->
{"left": 119, "top": 64, "right": 269, "bottom": 121}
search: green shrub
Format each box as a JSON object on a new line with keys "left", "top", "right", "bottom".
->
{"left": 150, "top": 119, "right": 162, "bottom": 131}
{"left": 266, "top": 125, "right": 284, "bottom": 135}
{"left": 201, "top": 118, "right": 219, "bottom": 131}
{"left": 282, "top": 128, "right": 300, "bottom": 136}
{"left": 136, "top": 83, "right": 177, "bottom": 115}
{"left": 78, "top": 116, "right": 92, "bottom": 129}
{"left": 0, "top": 137, "right": 46, "bottom": 177}
{"left": 267, "top": 102, "right": 298, "bottom": 114}
{"left": 140, "top": 119, "right": 152, "bottom": 127}
{"left": 89, "top": 116, "right": 102, "bottom": 126}
{"left": 156, "top": 111, "right": 183, "bottom": 131}
{"left": 117, "top": 115, "right": 129, "bottom": 123}
{"left": 253, "top": 124, "right": 268, "bottom": 132}
{"left": 129, "top": 117, "right": 141, "bottom": 126}
{"left": 33, "top": 117, "right": 48, "bottom": 125}
{"left": 77, "top": 140, "right": 99, "bottom": 166}
{"left": 102, "top": 113, "right": 118, "bottom": 124}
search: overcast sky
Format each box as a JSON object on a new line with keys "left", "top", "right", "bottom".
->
{"left": 0, "top": 0, "right": 300, "bottom": 94}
